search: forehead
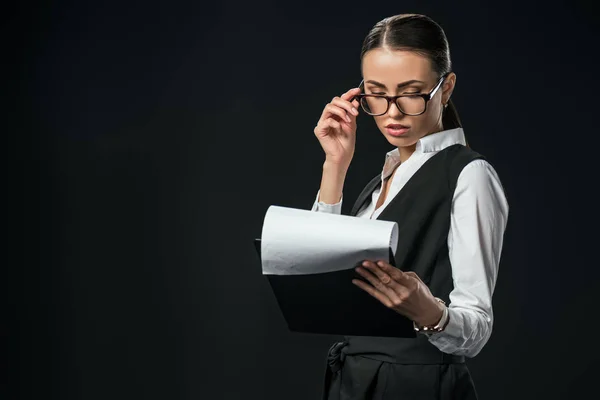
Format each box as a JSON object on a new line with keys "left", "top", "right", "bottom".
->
{"left": 361, "top": 48, "right": 434, "bottom": 83}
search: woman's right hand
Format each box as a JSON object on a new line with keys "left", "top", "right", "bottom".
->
{"left": 314, "top": 87, "right": 362, "bottom": 168}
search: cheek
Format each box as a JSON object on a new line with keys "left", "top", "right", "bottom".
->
{"left": 418, "top": 103, "right": 442, "bottom": 126}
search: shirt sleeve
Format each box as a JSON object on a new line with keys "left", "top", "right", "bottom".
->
{"left": 427, "top": 159, "right": 509, "bottom": 358}
{"left": 310, "top": 189, "right": 343, "bottom": 214}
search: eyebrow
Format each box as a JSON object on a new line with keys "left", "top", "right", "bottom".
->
{"left": 365, "top": 79, "right": 425, "bottom": 89}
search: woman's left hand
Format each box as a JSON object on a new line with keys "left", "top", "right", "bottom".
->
{"left": 353, "top": 260, "right": 445, "bottom": 327}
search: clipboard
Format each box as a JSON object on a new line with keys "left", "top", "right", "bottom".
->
{"left": 254, "top": 238, "right": 416, "bottom": 338}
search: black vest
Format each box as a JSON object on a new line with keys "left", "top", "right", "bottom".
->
{"left": 342, "top": 143, "right": 486, "bottom": 362}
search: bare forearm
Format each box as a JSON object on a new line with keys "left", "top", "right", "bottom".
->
{"left": 318, "top": 160, "right": 348, "bottom": 204}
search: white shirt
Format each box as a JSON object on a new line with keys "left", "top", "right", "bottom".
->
{"left": 310, "top": 127, "right": 509, "bottom": 358}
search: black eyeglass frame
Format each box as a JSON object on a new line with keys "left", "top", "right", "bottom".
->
{"left": 351, "top": 72, "right": 450, "bottom": 116}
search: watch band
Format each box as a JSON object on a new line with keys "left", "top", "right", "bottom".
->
{"left": 414, "top": 298, "right": 448, "bottom": 335}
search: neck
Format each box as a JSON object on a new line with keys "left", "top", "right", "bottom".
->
{"left": 398, "top": 120, "right": 446, "bottom": 163}
{"left": 398, "top": 144, "right": 417, "bottom": 163}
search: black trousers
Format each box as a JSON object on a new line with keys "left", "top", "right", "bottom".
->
{"left": 322, "top": 338, "right": 478, "bottom": 400}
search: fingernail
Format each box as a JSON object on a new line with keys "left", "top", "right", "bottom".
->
{"left": 377, "top": 261, "right": 385, "bottom": 266}
{"left": 352, "top": 107, "right": 358, "bottom": 115}
{"left": 362, "top": 261, "right": 369, "bottom": 267}
{"left": 346, "top": 115, "right": 351, "bottom": 122}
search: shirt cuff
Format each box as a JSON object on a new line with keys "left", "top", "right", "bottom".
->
{"left": 310, "top": 189, "right": 343, "bottom": 214}
{"left": 426, "top": 307, "right": 464, "bottom": 345}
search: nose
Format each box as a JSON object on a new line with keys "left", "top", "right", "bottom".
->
{"left": 387, "top": 99, "right": 404, "bottom": 118}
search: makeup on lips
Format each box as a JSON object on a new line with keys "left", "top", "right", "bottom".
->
{"left": 385, "top": 124, "right": 410, "bottom": 137}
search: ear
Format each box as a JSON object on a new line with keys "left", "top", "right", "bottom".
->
{"left": 442, "top": 72, "right": 456, "bottom": 105}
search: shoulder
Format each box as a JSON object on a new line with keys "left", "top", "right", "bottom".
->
{"left": 446, "top": 144, "right": 486, "bottom": 165}
{"left": 458, "top": 159, "right": 502, "bottom": 187}
{"left": 454, "top": 158, "right": 509, "bottom": 214}
{"left": 461, "top": 158, "right": 498, "bottom": 176}
{"left": 443, "top": 144, "right": 501, "bottom": 183}
{"left": 442, "top": 144, "right": 488, "bottom": 190}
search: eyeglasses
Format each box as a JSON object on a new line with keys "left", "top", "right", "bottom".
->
{"left": 351, "top": 73, "right": 449, "bottom": 116}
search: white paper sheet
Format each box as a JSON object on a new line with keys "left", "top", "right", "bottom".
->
{"left": 260, "top": 205, "right": 398, "bottom": 275}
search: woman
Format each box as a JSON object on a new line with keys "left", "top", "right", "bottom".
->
{"left": 310, "top": 14, "right": 509, "bottom": 400}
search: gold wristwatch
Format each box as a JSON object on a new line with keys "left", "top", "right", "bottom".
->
{"left": 413, "top": 298, "right": 448, "bottom": 336}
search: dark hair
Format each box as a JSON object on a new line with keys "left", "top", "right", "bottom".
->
{"left": 360, "top": 14, "right": 464, "bottom": 136}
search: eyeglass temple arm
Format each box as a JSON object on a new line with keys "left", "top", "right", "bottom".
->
{"left": 349, "top": 79, "right": 364, "bottom": 102}
{"left": 422, "top": 75, "right": 447, "bottom": 101}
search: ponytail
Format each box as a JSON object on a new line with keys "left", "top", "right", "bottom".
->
{"left": 442, "top": 98, "right": 461, "bottom": 129}
{"left": 442, "top": 98, "right": 469, "bottom": 147}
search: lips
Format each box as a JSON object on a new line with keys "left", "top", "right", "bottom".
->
{"left": 385, "top": 124, "right": 410, "bottom": 137}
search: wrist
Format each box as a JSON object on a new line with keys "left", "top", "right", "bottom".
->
{"left": 415, "top": 298, "right": 445, "bottom": 327}
{"left": 413, "top": 298, "right": 449, "bottom": 336}
{"left": 323, "top": 159, "right": 350, "bottom": 173}
{"left": 319, "top": 161, "right": 348, "bottom": 205}
{"left": 441, "top": 308, "right": 450, "bottom": 330}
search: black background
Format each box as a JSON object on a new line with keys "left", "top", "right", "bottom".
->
{"left": 6, "top": 0, "right": 599, "bottom": 399}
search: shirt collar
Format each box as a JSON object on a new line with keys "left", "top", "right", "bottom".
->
{"left": 417, "top": 127, "right": 466, "bottom": 153}
{"left": 382, "top": 127, "right": 467, "bottom": 176}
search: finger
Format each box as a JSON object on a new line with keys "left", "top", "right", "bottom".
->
{"left": 323, "top": 103, "right": 352, "bottom": 123}
{"left": 331, "top": 97, "right": 359, "bottom": 117}
{"left": 404, "top": 271, "right": 421, "bottom": 281}
{"left": 355, "top": 266, "right": 402, "bottom": 301}
{"left": 372, "top": 260, "right": 409, "bottom": 282}
{"left": 362, "top": 261, "right": 404, "bottom": 286}
{"left": 325, "top": 118, "right": 341, "bottom": 130}
{"left": 339, "top": 118, "right": 354, "bottom": 135}
{"left": 344, "top": 87, "right": 362, "bottom": 110}
{"left": 361, "top": 262, "right": 411, "bottom": 300}
{"left": 402, "top": 271, "right": 422, "bottom": 290}
{"left": 341, "top": 87, "right": 362, "bottom": 101}
{"left": 373, "top": 262, "right": 418, "bottom": 294}
{"left": 352, "top": 279, "right": 393, "bottom": 308}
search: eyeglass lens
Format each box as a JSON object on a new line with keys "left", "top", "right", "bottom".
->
{"left": 360, "top": 96, "right": 427, "bottom": 116}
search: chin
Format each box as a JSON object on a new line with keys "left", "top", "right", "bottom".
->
{"left": 382, "top": 132, "right": 412, "bottom": 142}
